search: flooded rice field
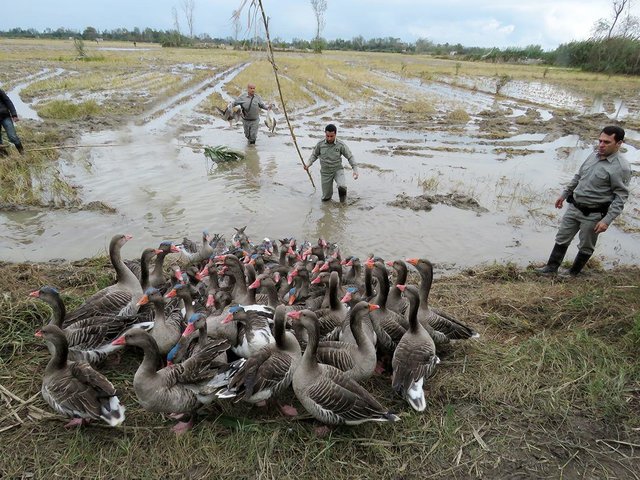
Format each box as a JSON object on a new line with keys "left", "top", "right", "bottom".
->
{"left": 1, "top": 49, "right": 639, "bottom": 271}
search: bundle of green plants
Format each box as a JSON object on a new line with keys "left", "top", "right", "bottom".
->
{"left": 203, "top": 145, "right": 245, "bottom": 162}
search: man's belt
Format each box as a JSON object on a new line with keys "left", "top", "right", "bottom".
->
{"left": 566, "top": 194, "right": 610, "bottom": 217}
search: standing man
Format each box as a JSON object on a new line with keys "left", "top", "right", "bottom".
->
{"left": 0, "top": 88, "right": 24, "bottom": 156}
{"left": 304, "top": 124, "right": 359, "bottom": 203}
{"left": 537, "top": 125, "right": 630, "bottom": 276}
{"left": 233, "top": 83, "right": 271, "bottom": 145}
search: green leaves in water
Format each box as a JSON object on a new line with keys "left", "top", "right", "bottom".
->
{"left": 203, "top": 145, "right": 245, "bottom": 163}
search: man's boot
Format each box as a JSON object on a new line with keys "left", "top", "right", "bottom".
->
{"left": 563, "top": 251, "right": 592, "bottom": 277}
{"left": 338, "top": 186, "right": 347, "bottom": 203}
{"left": 15, "top": 142, "right": 24, "bottom": 155}
{"left": 536, "top": 243, "right": 569, "bottom": 275}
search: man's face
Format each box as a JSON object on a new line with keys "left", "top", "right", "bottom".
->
{"left": 598, "top": 132, "right": 621, "bottom": 157}
{"left": 247, "top": 85, "right": 256, "bottom": 96}
{"left": 325, "top": 131, "right": 336, "bottom": 143}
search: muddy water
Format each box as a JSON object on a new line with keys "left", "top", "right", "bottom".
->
{"left": 1, "top": 65, "right": 639, "bottom": 271}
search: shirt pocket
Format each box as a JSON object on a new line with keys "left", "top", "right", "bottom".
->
{"left": 593, "top": 170, "right": 609, "bottom": 187}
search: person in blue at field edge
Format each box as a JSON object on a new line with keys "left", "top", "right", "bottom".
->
{"left": 537, "top": 125, "right": 631, "bottom": 277}
{"left": 0, "top": 88, "right": 24, "bottom": 156}
{"left": 304, "top": 124, "right": 359, "bottom": 203}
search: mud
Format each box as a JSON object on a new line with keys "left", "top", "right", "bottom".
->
{"left": 388, "top": 192, "right": 489, "bottom": 213}
{"left": 0, "top": 49, "right": 638, "bottom": 269}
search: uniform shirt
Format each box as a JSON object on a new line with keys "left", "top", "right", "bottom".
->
{"left": 233, "top": 93, "right": 268, "bottom": 121}
{"left": 307, "top": 138, "right": 358, "bottom": 173}
{"left": 561, "top": 150, "right": 631, "bottom": 225}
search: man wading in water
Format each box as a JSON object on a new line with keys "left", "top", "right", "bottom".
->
{"left": 304, "top": 124, "right": 358, "bottom": 203}
{"left": 232, "top": 83, "right": 271, "bottom": 145}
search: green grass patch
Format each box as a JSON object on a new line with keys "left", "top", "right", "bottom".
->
{"left": 37, "top": 99, "right": 102, "bottom": 120}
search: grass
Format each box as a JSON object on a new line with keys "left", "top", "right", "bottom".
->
{"left": 1, "top": 259, "right": 639, "bottom": 479}
{"left": 0, "top": 122, "right": 79, "bottom": 206}
{"left": 37, "top": 99, "right": 102, "bottom": 120}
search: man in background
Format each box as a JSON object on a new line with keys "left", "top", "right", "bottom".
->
{"left": 0, "top": 88, "right": 24, "bottom": 156}
{"left": 233, "top": 83, "right": 271, "bottom": 145}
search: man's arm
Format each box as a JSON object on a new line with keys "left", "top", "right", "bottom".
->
{"left": 341, "top": 143, "right": 358, "bottom": 179}
{"left": 304, "top": 144, "right": 321, "bottom": 170}
{"left": 601, "top": 164, "right": 631, "bottom": 227}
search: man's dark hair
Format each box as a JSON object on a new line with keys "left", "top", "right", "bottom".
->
{"left": 602, "top": 125, "right": 625, "bottom": 142}
{"left": 325, "top": 124, "right": 337, "bottom": 133}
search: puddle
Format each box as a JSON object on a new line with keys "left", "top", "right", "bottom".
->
{"left": 7, "top": 68, "right": 65, "bottom": 121}
{"left": 1, "top": 61, "right": 639, "bottom": 270}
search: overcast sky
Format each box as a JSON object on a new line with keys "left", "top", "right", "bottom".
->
{"left": 1, "top": 0, "right": 635, "bottom": 50}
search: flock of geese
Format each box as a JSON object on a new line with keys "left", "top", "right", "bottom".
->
{"left": 30, "top": 230, "right": 479, "bottom": 435}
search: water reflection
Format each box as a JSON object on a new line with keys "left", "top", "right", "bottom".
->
{"left": 315, "top": 200, "right": 349, "bottom": 244}
{"left": 210, "top": 146, "right": 262, "bottom": 193}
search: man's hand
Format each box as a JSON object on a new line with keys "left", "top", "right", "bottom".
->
{"left": 11, "top": 115, "right": 19, "bottom": 122}
{"left": 352, "top": 171, "right": 359, "bottom": 180}
{"left": 594, "top": 221, "right": 608, "bottom": 234}
{"left": 303, "top": 164, "right": 309, "bottom": 171}
{"left": 554, "top": 196, "right": 564, "bottom": 209}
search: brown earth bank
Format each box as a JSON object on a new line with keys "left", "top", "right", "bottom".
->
{"left": 0, "top": 258, "right": 638, "bottom": 479}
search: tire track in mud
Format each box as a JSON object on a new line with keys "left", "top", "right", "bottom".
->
{"left": 140, "top": 63, "right": 249, "bottom": 130}
{"left": 8, "top": 68, "right": 66, "bottom": 121}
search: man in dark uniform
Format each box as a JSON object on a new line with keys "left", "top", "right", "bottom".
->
{"left": 537, "top": 125, "right": 631, "bottom": 276}
{"left": 0, "top": 88, "right": 24, "bottom": 156}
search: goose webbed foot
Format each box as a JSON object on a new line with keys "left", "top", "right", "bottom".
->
{"left": 64, "top": 418, "right": 89, "bottom": 428}
{"left": 279, "top": 404, "right": 299, "bottom": 417}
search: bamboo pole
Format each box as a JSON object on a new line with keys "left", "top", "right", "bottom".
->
{"left": 255, "top": 0, "right": 315, "bottom": 189}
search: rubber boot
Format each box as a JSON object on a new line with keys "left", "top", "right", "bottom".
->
{"left": 536, "top": 243, "right": 568, "bottom": 275}
{"left": 338, "top": 186, "right": 347, "bottom": 203}
{"left": 15, "top": 142, "right": 24, "bottom": 155}
{"left": 564, "top": 251, "right": 591, "bottom": 277}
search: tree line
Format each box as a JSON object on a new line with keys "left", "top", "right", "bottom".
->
{"left": 2, "top": 26, "right": 640, "bottom": 75}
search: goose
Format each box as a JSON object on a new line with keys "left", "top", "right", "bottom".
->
{"left": 406, "top": 258, "right": 479, "bottom": 341}
{"left": 217, "top": 305, "right": 301, "bottom": 415}
{"left": 218, "top": 254, "right": 253, "bottom": 305}
{"left": 311, "top": 271, "right": 349, "bottom": 337}
{"left": 244, "top": 263, "right": 271, "bottom": 305}
{"left": 167, "top": 313, "right": 230, "bottom": 367}
{"left": 137, "top": 287, "right": 183, "bottom": 356}
{"left": 312, "top": 301, "right": 379, "bottom": 382}
{"left": 30, "top": 286, "right": 151, "bottom": 365}
{"left": 367, "top": 261, "right": 409, "bottom": 350}
{"left": 220, "top": 305, "right": 275, "bottom": 358}
{"left": 62, "top": 234, "right": 143, "bottom": 326}
{"left": 111, "top": 327, "right": 229, "bottom": 434}
{"left": 148, "top": 241, "right": 181, "bottom": 292}
{"left": 165, "top": 283, "right": 206, "bottom": 325}
{"left": 37, "top": 324, "right": 125, "bottom": 427}
{"left": 178, "top": 230, "right": 214, "bottom": 266}
{"left": 287, "top": 309, "right": 399, "bottom": 433}
{"left": 385, "top": 259, "right": 410, "bottom": 317}
{"left": 247, "top": 272, "right": 281, "bottom": 309}
{"left": 392, "top": 284, "right": 439, "bottom": 412}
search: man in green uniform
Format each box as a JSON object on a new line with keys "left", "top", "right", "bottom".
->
{"left": 537, "top": 125, "right": 631, "bottom": 276}
{"left": 304, "top": 124, "right": 358, "bottom": 203}
{"left": 232, "top": 83, "right": 271, "bottom": 145}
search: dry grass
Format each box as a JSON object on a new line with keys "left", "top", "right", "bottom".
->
{"left": 1, "top": 259, "right": 639, "bottom": 479}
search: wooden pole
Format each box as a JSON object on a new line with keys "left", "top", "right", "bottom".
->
{"left": 256, "top": 0, "right": 315, "bottom": 189}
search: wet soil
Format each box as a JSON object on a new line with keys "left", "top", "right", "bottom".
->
{"left": 0, "top": 50, "right": 639, "bottom": 271}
